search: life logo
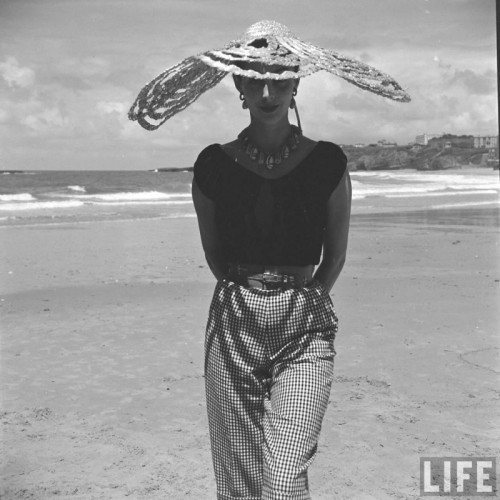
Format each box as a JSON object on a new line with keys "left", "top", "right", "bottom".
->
{"left": 420, "top": 457, "right": 497, "bottom": 496}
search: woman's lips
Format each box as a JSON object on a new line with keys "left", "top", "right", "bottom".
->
{"left": 259, "top": 105, "right": 279, "bottom": 113}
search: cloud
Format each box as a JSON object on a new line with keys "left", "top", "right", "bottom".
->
{"left": 21, "top": 107, "right": 69, "bottom": 132}
{"left": 49, "top": 74, "right": 92, "bottom": 91}
{"left": 0, "top": 57, "right": 35, "bottom": 88}
{"left": 0, "top": 52, "right": 137, "bottom": 139}
{"left": 297, "top": 58, "right": 498, "bottom": 145}
{"left": 448, "top": 68, "right": 497, "bottom": 95}
{"left": 96, "top": 101, "right": 128, "bottom": 115}
{"left": 0, "top": 0, "right": 496, "bottom": 170}
{"left": 38, "top": 56, "right": 112, "bottom": 90}
{"left": 0, "top": 108, "right": 9, "bottom": 123}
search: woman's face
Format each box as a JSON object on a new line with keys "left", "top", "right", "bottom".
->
{"left": 235, "top": 63, "right": 299, "bottom": 124}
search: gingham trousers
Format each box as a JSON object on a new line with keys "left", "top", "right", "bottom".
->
{"left": 205, "top": 278, "right": 338, "bottom": 500}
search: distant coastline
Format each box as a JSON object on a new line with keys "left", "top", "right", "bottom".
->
{"left": 149, "top": 146, "right": 499, "bottom": 173}
{"left": 150, "top": 167, "right": 194, "bottom": 173}
{"left": 150, "top": 134, "right": 499, "bottom": 172}
{"left": 342, "top": 144, "right": 499, "bottom": 171}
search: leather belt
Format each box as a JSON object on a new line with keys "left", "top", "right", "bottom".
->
{"left": 227, "top": 263, "right": 313, "bottom": 290}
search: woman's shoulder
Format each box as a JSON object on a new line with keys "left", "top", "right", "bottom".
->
{"left": 193, "top": 144, "right": 226, "bottom": 200}
{"left": 302, "top": 138, "right": 348, "bottom": 196}
{"left": 314, "top": 140, "right": 347, "bottom": 163}
{"left": 194, "top": 143, "right": 223, "bottom": 166}
{"left": 303, "top": 139, "right": 347, "bottom": 179}
{"left": 296, "top": 135, "right": 346, "bottom": 166}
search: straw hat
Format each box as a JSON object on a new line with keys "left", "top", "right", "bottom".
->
{"left": 129, "top": 20, "right": 411, "bottom": 130}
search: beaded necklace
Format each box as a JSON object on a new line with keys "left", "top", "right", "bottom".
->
{"left": 237, "top": 125, "right": 302, "bottom": 170}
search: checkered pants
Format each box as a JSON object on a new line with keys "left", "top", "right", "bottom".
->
{"left": 205, "top": 279, "right": 338, "bottom": 500}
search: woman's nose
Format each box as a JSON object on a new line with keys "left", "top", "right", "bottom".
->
{"left": 262, "top": 82, "right": 271, "bottom": 99}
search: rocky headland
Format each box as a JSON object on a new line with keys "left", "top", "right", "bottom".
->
{"left": 344, "top": 144, "right": 495, "bottom": 171}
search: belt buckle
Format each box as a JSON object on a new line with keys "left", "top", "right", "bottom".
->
{"left": 262, "top": 270, "right": 280, "bottom": 284}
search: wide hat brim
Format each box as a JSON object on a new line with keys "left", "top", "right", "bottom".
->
{"left": 129, "top": 20, "right": 411, "bottom": 131}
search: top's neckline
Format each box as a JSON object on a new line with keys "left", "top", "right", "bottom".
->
{"left": 215, "top": 141, "right": 324, "bottom": 181}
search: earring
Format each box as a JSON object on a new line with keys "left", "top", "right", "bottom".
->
{"left": 239, "top": 93, "right": 248, "bottom": 110}
{"left": 290, "top": 89, "right": 302, "bottom": 134}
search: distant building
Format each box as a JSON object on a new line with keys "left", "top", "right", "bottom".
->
{"left": 353, "top": 143, "right": 366, "bottom": 148}
{"left": 377, "top": 139, "right": 397, "bottom": 148}
{"left": 474, "top": 136, "right": 498, "bottom": 149}
{"left": 415, "top": 133, "right": 440, "bottom": 146}
{"left": 415, "top": 134, "right": 428, "bottom": 145}
{"left": 428, "top": 135, "right": 474, "bottom": 149}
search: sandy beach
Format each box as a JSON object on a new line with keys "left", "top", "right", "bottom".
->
{"left": 1, "top": 208, "right": 499, "bottom": 499}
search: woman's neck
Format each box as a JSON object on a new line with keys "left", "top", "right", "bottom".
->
{"left": 246, "top": 118, "right": 292, "bottom": 153}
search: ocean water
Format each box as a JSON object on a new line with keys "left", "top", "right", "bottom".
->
{"left": 1, "top": 168, "right": 499, "bottom": 227}
{"left": 0, "top": 170, "right": 194, "bottom": 226}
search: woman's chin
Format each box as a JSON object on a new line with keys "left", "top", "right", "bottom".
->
{"left": 251, "top": 107, "right": 289, "bottom": 124}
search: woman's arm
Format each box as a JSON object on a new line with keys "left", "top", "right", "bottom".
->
{"left": 313, "top": 168, "right": 352, "bottom": 293}
{"left": 191, "top": 179, "right": 227, "bottom": 281}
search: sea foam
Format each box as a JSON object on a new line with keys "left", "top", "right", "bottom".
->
{"left": 72, "top": 191, "right": 191, "bottom": 202}
{"left": 0, "top": 200, "right": 85, "bottom": 211}
{"left": 0, "top": 193, "right": 35, "bottom": 202}
{"left": 68, "top": 185, "right": 86, "bottom": 192}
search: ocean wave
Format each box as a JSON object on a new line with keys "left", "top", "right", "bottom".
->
{"left": 353, "top": 189, "right": 499, "bottom": 200}
{"left": 0, "top": 171, "right": 36, "bottom": 176}
{"left": 386, "top": 189, "right": 499, "bottom": 198}
{"left": 430, "top": 200, "right": 500, "bottom": 209}
{"left": 0, "top": 200, "right": 85, "bottom": 211}
{"left": 0, "top": 198, "right": 193, "bottom": 211}
{"left": 73, "top": 191, "right": 191, "bottom": 202}
{"left": 95, "top": 200, "right": 193, "bottom": 206}
{"left": 0, "top": 193, "right": 36, "bottom": 202}
{"left": 164, "top": 213, "right": 197, "bottom": 219}
{"left": 351, "top": 170, "right": 499, "bottom": 189}
{"left": 0, "top": 211, "right": 199, "bottom": 228}
{"left": 352, "top": 180, "right": 499, "bottom": 198}
{"left": 353, "top": 185, "right": 447, "bottom": 198}
{"left": 68, "top": 185, "right": 86, "bottom": 192}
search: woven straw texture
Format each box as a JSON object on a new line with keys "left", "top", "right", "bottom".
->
{"left": 129, "top": 20, "right": 410, "bottom": 130}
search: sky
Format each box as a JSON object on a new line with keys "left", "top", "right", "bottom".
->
{"left": 0, "top": 0, "right": 497, "bottom": 170}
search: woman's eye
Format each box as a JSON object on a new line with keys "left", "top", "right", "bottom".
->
{"left": 248, "top": 79, "right": 264, "bottom": 88}
{"left": 275, "top": 80, "right": 291, "bottom": 88}
{"left": 244, "top": 78, "right": 293, "bottom": 91}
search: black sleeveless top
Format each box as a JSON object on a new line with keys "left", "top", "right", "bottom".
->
{"left": 193, "top": 141, "right": 347, "bottom": 266}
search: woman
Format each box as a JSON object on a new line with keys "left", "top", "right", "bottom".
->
{"left": 193, "top": 62, "right": 350, "bottom": 499}
{"left": 129, "top": 20, "right": 409, "bottom": 499}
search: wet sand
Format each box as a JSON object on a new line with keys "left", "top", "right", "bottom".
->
{"left": 1, "top": 209, "right": 499, "bottom": 499}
